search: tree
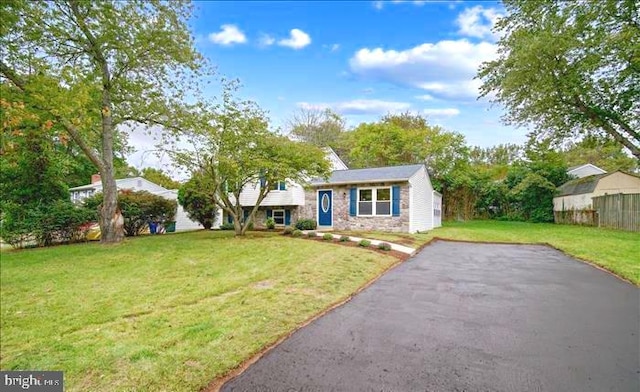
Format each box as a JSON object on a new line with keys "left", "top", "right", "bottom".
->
{"left": 478, "top": 0, "right": 640, "bottom": 159}
{"left": 172, "top": 82, "right": 331, "bottom": 235}
{"left": 178, "top": 173, "right": 218, "bottom": 230}
{"left": 344, "top": 113, "right": 469, "bottom": 187}
{"left": 561, "top": 135, "right": 639, "bottom": 173}
{"left": 142, "top": 168, "right": 181, "bottom": 190}
{"left": 1, "top": 0, "right": 206, "bottom": 243}
{"left": 287, "top": 108, "right": 346, "bottom": 148}
{"left": 84, "top": 190, "right": 176, "bottom": 237}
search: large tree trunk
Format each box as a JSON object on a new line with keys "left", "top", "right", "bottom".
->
{"left": 98, "top": 88, "right": 125, "bottom": 243}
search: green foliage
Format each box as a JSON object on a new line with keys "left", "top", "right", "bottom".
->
{"left": 178, "top": 174, "right": 218, "bottom": 230}
{"left": 339, "top": 235, "right": 350, "bottom": 242}
{"left": 283, "top": 226, "right": 294, "bottom": 235}
{"left": 1, "top": 0, "right": 208, "bottom": 242}
{"left": 358, "top": 239, "right": 371, "bottom": 247}
{"left": 295, "top": 219, "right": 317, "bottom": 230}
{"left": 142, "top": 168, "right": 181, "bottom": 190}
{"left": 478, "top": 0, "right": 640, "bottom": 158}
{"left": 323, "top": 233, "right": 334, "bottom": 241}
{"left": 291, "top": 229, "right": 303, "bottom": 237}
{"left": 219, "top": 222, "right": 235, "bottom": 230}
{"left": 377, "top": 242, "right": 392, "bottom": 251}
{"left": 562, "top": 135, "right": 639, "bottom": 173}
{"left": 265, "top": 217, "right": 276, "bottom": 230}
{"left": 171, "top": 81, "right": 331, "bottom": 236}
{"left": 84, "top": 190, "right": 176, "bottom": 237}
{"left": 307, "top": 231, "right": 317, "bottom": 238}
{"left": 0, "top": 200, "right": 96, "bottom": 248}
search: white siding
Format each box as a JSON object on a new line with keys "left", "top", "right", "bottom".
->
{"left": 408, "top": 166, "right": 433, "bottom": 233}
{"left": 153, "top": 190, "right": 221, "bottom": 232}
{"left": 568, "top": 164, "right": 606, "bottom": 178}
{"left": 238, "top": 181, "right": 305, "bottom": 206}
{"left": 553, "top": 194, "right": 594, "bottom": 211}
{"left": 325, "top": 148, "right": 348, "bottom": 170}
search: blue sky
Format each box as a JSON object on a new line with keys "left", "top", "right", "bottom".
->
{"left": 129, "top": 1, "right": 528, "bottom": 173}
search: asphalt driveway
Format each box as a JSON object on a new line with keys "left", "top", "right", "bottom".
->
{"left": 221, "top": 241, "right": 639, "bottom": 392}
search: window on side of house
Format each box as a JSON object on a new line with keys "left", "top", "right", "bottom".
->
{"left": 358, "top": 187, "right": 391, "bottom": 216}
{"left": 269, "top": 181, "right": 286, "bottom": 191}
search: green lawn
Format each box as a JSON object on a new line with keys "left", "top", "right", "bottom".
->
{"left": 0, "top": 231, "right": 396, "bottom": 391}
{"left": 411, "top": 221, "right": 638, "bottom": 285}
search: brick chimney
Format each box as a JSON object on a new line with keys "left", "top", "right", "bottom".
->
{"left": 91, "top": 174, "right": 101, "bottom": 184}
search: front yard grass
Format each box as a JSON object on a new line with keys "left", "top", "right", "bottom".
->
{"left": 0, "top": 230, "right": 396, "bottom": 391}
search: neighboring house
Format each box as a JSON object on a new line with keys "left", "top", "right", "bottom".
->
{"left": 223, "top": 148, "right": 348, "bottom": 227}
{"left": 69, "top": 174, "right": 168, "bottom": 203}
{"left": 303, "top": 164, "right": 441, "bottom": 233}
{"left": 69, "top": 175, "right": 217, "bottom": 232}
{"left": 553, "top": 171, "right": 640, "bottom": 212}
{"left": 567, "top": 163, "right": 607, "bottom": 179}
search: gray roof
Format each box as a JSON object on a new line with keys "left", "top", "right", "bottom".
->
{"left": 557, "top": 173, "right": 609, "bottom": 196}
{"left": 311, "top": 164, "right": 424, "bottom": 186}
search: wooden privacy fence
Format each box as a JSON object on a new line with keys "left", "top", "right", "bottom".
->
{"left": 592, "top": 193, "right": 640, "bottom": 232}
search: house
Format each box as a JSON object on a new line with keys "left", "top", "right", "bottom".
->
{"left": 553, "top": 171, "right": 640, "bottom": 228}
{"left": 69, "top": 175, "right": 218, "bottom": 232}
{"left": 224, "top": 149, "right": 442, "bottom": 233}
{"left": 302, "top": 164, "right": 442, "bottom": 233}
{"left": 554, "top": 171, "right": 640, "bottom": 211}
{"left": 223, "top": 148, "right": 348, "bottom": 227}
{"left": 68, "top": 174, "right": 169, "bottom": 203}
{"left": 567, "top": 163, "right": 607, "bottom": 179}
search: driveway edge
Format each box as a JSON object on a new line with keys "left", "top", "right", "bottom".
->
{"left": 201, "top": 250, "right": 414, "bottom": 392}
{"left": 429, "top": 237, "right": 637, "bottom": 287}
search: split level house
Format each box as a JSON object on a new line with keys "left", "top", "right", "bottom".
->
{"left": 224, "top": 148, "right": 443, "bottom": 233}
{"left": 68, "top": 175, "right": 214, "bottom": 232}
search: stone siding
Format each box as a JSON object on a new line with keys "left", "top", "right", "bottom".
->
{"left": 302, "top": 182, "right": 411, "bottom": 232}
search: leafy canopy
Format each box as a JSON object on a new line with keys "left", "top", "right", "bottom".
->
{"left": 478, "top": 0, "right": 640, "bottom": 158}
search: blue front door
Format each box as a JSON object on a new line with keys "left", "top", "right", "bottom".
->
{"left": 318, "top": 190, "right": 332, "bottom": 226}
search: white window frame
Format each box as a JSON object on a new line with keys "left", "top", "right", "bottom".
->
{"left": 272, "top": 209, "right": 285, "bottom": 226}
{"left": 357, "top": 186, "right": 392, "bottom": 217}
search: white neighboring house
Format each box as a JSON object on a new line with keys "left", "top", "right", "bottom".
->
{"left": 567, "top": 163, "right": 607, "bottom": 179}
{"left": 68, "top": 175, "right": 219, "bottom": 232}
{"left": 553, "top": 171, "right": 640, "bottom": 211}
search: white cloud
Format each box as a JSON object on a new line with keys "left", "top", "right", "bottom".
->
{"left": 297, "top": 99, "right": 411, "bottom": 115}
{"left": 258, "top": 33, "right": 275, "bottom": 47}
{"left": 349, "top": 39, "right": 497, "bottom": 100}
{"left": 422, "top": 108, "right": 460, "bottom": 117}
{"left": 278, "top": 29, "right": 311, "bottom": 49}
{"left": 372, "top": 1, "right": 384, "bottom": 10}
{"left": 415, "top": 94, "right": 435, "bottom": 101}
{"left": 456, "top": 6, "right": 503, "bottom": 40}
{"left": 330, "top": 43, "right": 340, "bottom": 52}
{"left": 208, "top": 24, "right": 247, "bottom": 46}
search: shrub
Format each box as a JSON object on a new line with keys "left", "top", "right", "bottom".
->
{"left": 177, "top": 174, "right": 218, "bottom": 229}
{"left": 283, "top": 226, "right": 294, "bottom": 235}
{"left": 323, "top": 233, "right": 333, "bottom": 241}
{"left": 84, "top": 190, "right": 176, "bottom": 237}
{"left": 0, "top": 200, "right": 97, "bottom": 248}
{"left": 307, "top": 231, "right": 317, "bottom": 238}
{"left": 358, "top": 239, "right": 371, "bottom": 247}
{"left": 377, "top": 242, "right": 392, "bottom": 251}
{"left": 339, "top": 235, "right": 350, "bottom": 242}
{"left": 295, "top": 219, "right": 317, "bottom": 230}
{"left": 265, "top": 217, "right": 276, "bottom": 230}
{"left": 219, "top": 222, "right": 235, "bottom": 230}
{"left": 292, "top": 229, "right": 303, "bottom": 237}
